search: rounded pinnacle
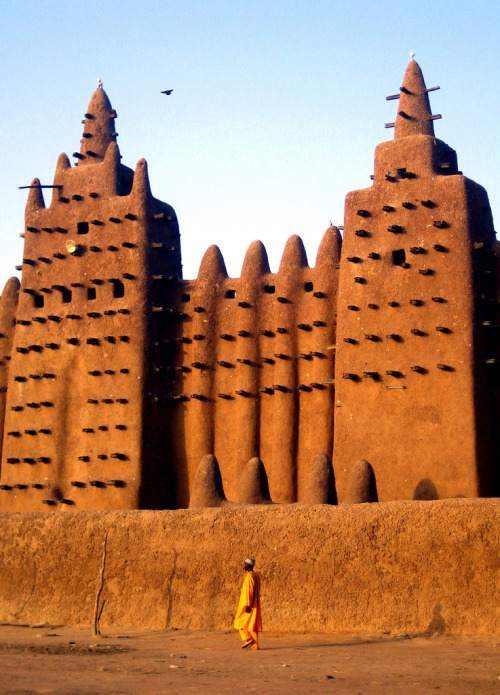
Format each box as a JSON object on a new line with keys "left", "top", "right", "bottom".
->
{"left": 78, "top": 85, "right": 117, "bottom": 165}
{"left": 394, "top": 60, "right": 434, "bottom": 138}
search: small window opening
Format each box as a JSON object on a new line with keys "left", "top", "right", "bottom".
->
{"left": 263, "top": 285, "right": 275, "bottom": 294}
{"left": 225, "top": 289, "right": 236, "bottom": 299}
{"left": 87, "top": 287, "right": 96, "bottom": 300}
{"left": 61, "top": 289, "right": 72, "bottom": 304}
{"left": 113, "top": 281, "right": 125, "bottom": 299}
{"left": 181, "top": 293, "right": 190, "bottom": 303}
{"left": 392, "top": 249, "right": 406, "bottom": 266}
{"left": 77, "top": 222, "right": 89, "bottom": 235}
{"left": 34, "top": 294, "right": 44, "bottom": 309}
{"left": 304, "top": 282, "right": 313, "bottom": 292}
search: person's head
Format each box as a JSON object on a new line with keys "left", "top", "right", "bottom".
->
{"left": 243, "top": 557, "right": 255, "bottom": 571}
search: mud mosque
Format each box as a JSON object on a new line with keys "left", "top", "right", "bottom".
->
{"left": 0, "top": 59, "right": 498, "bottom": 512}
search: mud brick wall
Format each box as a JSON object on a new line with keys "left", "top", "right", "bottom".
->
{"left": 0, "top": 499, "right": 498, "bottom": 635}
{"left": 166, "top": 229, "right": 340, "bottom": 507}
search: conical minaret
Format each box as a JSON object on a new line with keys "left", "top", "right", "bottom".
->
{"left": 394, "top": 59, "right": 435, "bottom": 138}
{"left": 77, "top": 81, "right": 117, "bottom": 165}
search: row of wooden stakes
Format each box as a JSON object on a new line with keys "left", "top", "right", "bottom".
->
{"left": 342, "top": 364, "right": 454, "bottom": 380}
{"left": 4, "top": 452, "right": 128, "bottom": 464}
{"left": 354, "top": 201, "right": 438, "bottom": 216}
{"left": 343, "top": 327, "right": 452, "bottom": 342}
{"left": 15, "top": 336, "right": 130, "bottom": 351}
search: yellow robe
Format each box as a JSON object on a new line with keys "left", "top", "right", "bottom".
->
{"left": 233, "top": 570, "right": 262, "bottom": 633}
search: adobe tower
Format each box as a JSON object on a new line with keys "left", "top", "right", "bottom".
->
{"left": 334, "top": 59, "right": 496, "bottom": 501}
{"left": 0, "top": 83, "right": 181, "bottom": 510}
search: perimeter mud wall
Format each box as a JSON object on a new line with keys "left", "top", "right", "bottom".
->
{"left": 1, "top": 498, "right": 498, "bottom": 635}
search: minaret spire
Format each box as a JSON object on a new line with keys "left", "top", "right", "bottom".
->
{"left": 394, "top": 59, "right": 435, "bottom": 138}
{"left": 25, "top": 178, "right": 45, "bottom": 212}
{"left": 77, "top": 84, "right": 117, "bottom": 165}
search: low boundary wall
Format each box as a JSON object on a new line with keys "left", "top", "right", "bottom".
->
{"left": 0, "top": 499, "right": 498, "bottom": 635}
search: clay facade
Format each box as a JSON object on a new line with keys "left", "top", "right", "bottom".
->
{"left": 334, "top": 61, "right": 497, "bottom": 502}
{"left": 0, "top": 61, "right": 497, "bottom": 511}
{"left": 0, "top": 88, "right": 181, "bottom": 510}
{"left": 165, "top": 234, "right": 340, "bottom": 508}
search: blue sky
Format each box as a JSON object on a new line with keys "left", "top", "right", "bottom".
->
{"left": 0, "top": 0, "right": 498, "bottom": 287}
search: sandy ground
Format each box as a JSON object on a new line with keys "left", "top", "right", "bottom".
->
{"left": 0, "top": 625, "right": 498, "bottom": 695}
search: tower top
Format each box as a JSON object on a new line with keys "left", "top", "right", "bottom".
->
{"left": 77, "top": 85, "right": 117, "bottom": 166}
{"left": 394, "top": 60, "right": 435, "bottom": 139}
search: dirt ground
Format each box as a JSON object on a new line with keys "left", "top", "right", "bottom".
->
{"left": 0, "top": 625, "right": 498, "bottom": 695}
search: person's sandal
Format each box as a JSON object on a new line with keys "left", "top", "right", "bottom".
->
{"left": 241, "top": 639, "right": 254, "bottom": 649}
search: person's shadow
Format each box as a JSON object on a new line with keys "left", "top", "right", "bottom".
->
{"left": 425, "top": 604, "right": 447, "bottom": 634}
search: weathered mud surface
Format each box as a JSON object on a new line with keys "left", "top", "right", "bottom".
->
{"left": 0, "top": 499, "right": 498, "bottom": 635}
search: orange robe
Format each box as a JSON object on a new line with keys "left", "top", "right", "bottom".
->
{"left": 233, "top": 570, "right": 262, "bottom": 633}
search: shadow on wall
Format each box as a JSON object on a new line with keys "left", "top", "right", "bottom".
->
{"left": 413, "top": 479, "right": 439, "bottom": 500}
{"left": 164, "top": 548, "right": 178, "bottom": 629}
{"left": 426, "top": 604, "right": 447, "bottom": 634}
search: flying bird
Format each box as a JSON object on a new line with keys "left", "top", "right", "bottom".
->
{"left": 161, "top": 89, "right": 173, "bottom": 95}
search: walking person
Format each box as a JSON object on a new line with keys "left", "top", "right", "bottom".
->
{"left": 234, "top": 557, "right": 262, "bottom": 650}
